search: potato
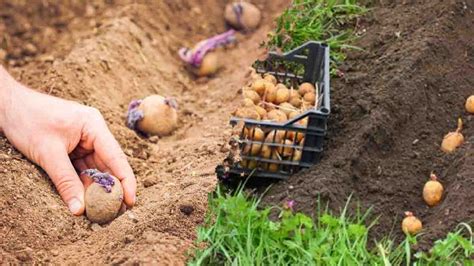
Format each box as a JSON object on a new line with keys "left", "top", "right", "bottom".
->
{"left": 136, "top": 95, "right": 178, "bottom": 136}
{"left": 401, "top": 211, "right": 422, "bottom": 235}
{"left": 267, "top": 109, "right": 287, "bottom": 122}
{"left": 299, "top": 82, "right": 315, "bottom": 96}
{"left": 288, "top": 111, "right": 300, "bottom": 120}
{"left": 252, "top": 79, "right": 266, "bottom": 96}
{"left": 292, "top": 149, "right": 302, "bottom": 161}
{"left": 303, "top": 92, "right": 316, "bottom": 105}
{"left": 299, "top": 117, "right": 308, "bottom": 127}
{"left": 254, "top": 105, "right": 267, "bottom": 119}
{"left": 234, "top": 107, "right": 260, "bottom": 120}
{"left": 263, "top": 74, "right": 277, "bottom": 85}
{"left": 288, "top": 131, "right": 304, "bottom": 143}
{"left": 242, "top": 98, "right": 255, "bottom": 107}
{"left": 224, "top": 2, "right": 262, "bottom": 30}
{"left": 241, "top": 159, "right": 257, "bottom": 169}
{"left": 275, "top": 85, "right": 290, "bottom": 104}
{"left": 299, "top": 137, "right": 305, "bottom": 145}
{"left": 441, "top": 118, "right": 464, "bottom": 153}
{"left": 289, "top": 97, "right": 302, "bottom": 108}
{"left": 277, "top": 139, "right": 294, "bottom": 157}
{"left": 251, "top": 73, "right": 262, "bottom": 81}
{"left": 423, "top": 173, "right": 444, "bottom": 207}
{"left": 194, "top": 52, "right": 219, "bottom": 76}
{"left": 243, "top": 89, "right": 261, "bottom": 104}
{"left": 289, "top": 89, "right": 299, "bottom": 98}
{"left": 466, "top": 95, "right": 474, "bottom": 113}
{"left": 260, "top": 144, "right": 273, "bottom": 158}
{"left": 278, "top": 102, "right": 295, "bottom": 116}
{"left": 243, "top": 142, "right": 262, "bottom": 155}
{"left": 245, "top": 127, "right": 265, "bottom": 141}
{"left": 267, "top": 153, "right": 280, "bottom": 172}
{"left": 264, "top": 82, "right": 277, "bottom": 103}
{"left": 265, "top": 130, "right": 285, "bottom": 143}
{"left": 84, "top": 171, "right": 123, "bottom": 224}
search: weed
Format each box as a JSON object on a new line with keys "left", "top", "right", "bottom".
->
{"left": 188, "top": 185, "right": 473, "bottom": 265}
{"left": 265, "top": 0, "right": 367, "bottom": 74}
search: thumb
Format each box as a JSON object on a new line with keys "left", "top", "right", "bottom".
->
{"left": 39, "top": 146, "right": 85, "bottom": 215}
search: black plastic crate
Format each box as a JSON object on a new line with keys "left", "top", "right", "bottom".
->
{"left": 217, "top": 41, "right": 330, "bottom": 180}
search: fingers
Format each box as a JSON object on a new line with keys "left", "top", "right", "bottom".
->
{"left": 40, "top": 145, "right": 85, "bottom": 216}
{"left": 72, "top": 158, "right": 94, "bottom": 188}
{"left": 92, "top": 120, "right": 136, "bottom": 207}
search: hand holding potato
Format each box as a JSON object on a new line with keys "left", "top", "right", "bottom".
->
{"left": 0, "top": 66, "right": 136, "bottom": 215}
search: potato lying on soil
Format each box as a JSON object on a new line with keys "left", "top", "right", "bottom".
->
{"left": 193, "top": 52, "right": 219, "bottom": 76}
{"left": 441, "top": 118, "right": 464, "bottom": 153}
{"left": 126, "top": 95, "right": 178, "bottom": 137}
{"left": 401, "top": 211, "right": 422, "bottom": 235}
{"left": 466, "top": 95, "right": 474, "bottom": 113}
{"left": 423, "top": 172, "right": 444, "bottom": 207}
{"left": 224, "top": 2, "right": 261, "bottom": 31}
{"left": 83, "top": 169, "right": 123, "bottom": 224}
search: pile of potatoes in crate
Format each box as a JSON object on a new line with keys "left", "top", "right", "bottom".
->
{"left": 231, "top": 68, "right": 318, "bottom": 170}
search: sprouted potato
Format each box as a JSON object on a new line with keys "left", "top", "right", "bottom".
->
{"left": 83, "top": 169, "right": 123, "bottom": 224}
{"left": 126, "top": 95, "right": 178, "bottom": 137}
{"left": 224, "top": 2, "right": 262, "bottom": 31}
{"left": 194, "top": 52, "right": 219, "bottom": 76}
{"left": 441, "top": 118, "right": 464, "bottom": 153}
{"left": 401, "top": 211, "right": 422, "bottom": 235}
{"left": 423, "top": 172, "right": 444, "bottom": 207}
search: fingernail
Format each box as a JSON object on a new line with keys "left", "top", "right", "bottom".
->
{"left": 68, "top": 198, "right": 82, "bottom": 215}
{"left": 132, "top": 195, "right": 137, "bottom": 205}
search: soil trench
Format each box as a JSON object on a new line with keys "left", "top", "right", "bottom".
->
{"left": 0, "top": 1, "right": 289, "bottom": 264}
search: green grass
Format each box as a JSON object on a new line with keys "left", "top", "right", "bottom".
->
{"left": 265, "top": 0, "right": 367, "bottom": 73}
{"left": 188, "top": 186, "right": 473, "bottom": 265}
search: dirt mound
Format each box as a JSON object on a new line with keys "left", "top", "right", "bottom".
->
{"left": 0, "top": 0, "right": 289, "bottom": 264}
{"left": 263, "top": 0, "right": 474, "bottom": 248}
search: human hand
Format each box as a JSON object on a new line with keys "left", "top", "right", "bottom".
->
{"left": 0, "top": 68, "right": 136, "bottom": 215}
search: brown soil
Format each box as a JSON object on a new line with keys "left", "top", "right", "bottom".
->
{"left": 263, "top": 0, "right": 474, "bottom": 249}
{"left": 1, "top": 0, "right": 473, "bottom": 264}
{"left": 0, "top": 0, "right": 289, "bottom": 264}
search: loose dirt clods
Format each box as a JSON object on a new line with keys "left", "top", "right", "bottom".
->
{"left": 1, "top": 0, "right": 473, "bottom": 264}
{"left": 0, "top": 0, "right": 289, "bottom": 264}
